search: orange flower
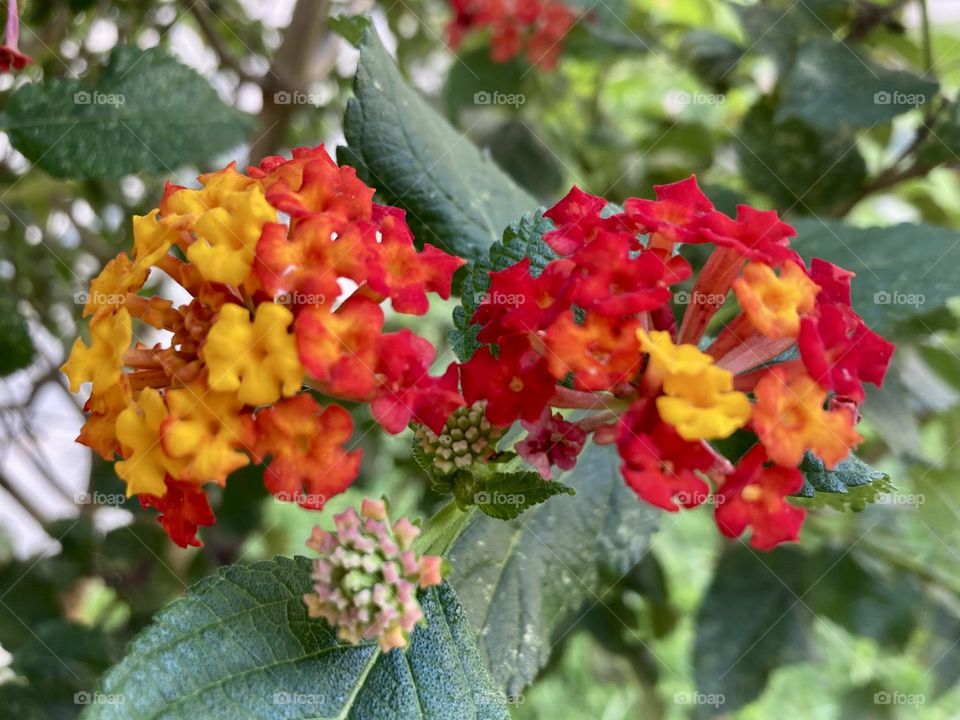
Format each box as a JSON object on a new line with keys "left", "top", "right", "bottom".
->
{"left": 753, "top": 367, "right": 862, "bottom": 469}
{"left": 253, "top": 394, "right": 361, "bottom": 509}
{"left": 544, "top": 312, "right": 641, "bottom": 390}
{"left": 61, "top": 309, "right": 132, "bottom": 394}
{"left": 115, "top": 388, "right": 187, "bottom": 497}
{"left": 733, "top": 260, "right": 819, "bottom": 339}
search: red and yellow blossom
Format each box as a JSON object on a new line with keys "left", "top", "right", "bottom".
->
{"left": 63, "top": 146, "right": 464, "bottom": 547}
{"left": 458, "top": 175, "right": 894, "bottom": 550}
{"left": 752, "top": 367, "right": 862, "bottom": 469}
{"left": 253, "top": 394, "right": 361, "bottom": 510}
{"left": 733, "top": 260, "right": 819, "bottom": 339}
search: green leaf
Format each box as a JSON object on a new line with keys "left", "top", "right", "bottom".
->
{"left": 447, "top": 443, "right": 659, "bottom": 696}
{"left": 693, "top": 546, "right": 811, "bottom": 718}
{"left": 443, "top": 49, "right": 525, "bottom": 120}
{"left": 794, "top": 453, "right": 893, "bottom": 512}
{"left": 0, "top": 46, "right": 253, "bottom": 179}
{"left": 338, "top": 30, "right": 538, "bottom": 263}
{"left": 477, "top": 121, "right": 565, "bottom": 201}
{"left": 328, "top": 14, "right": 372, "bottom": 46}
{"left": 677, "top": 30, "right": 743, "bottom": 91}
{"left": 85, "top": 558, "right": 510, "bottom": 720}
{"left": 449, "top": 210, "right": 556, "bottom": 361}
{"left": 737, "top": 100, "right": 867, "bottom": 213}
{"left": 791, "top": 218, "right": 960, "bottom": 335}
{"left": 0, "top": 287, "right": 34, "bottom": 375}
{"left": 777, "top": 39, "right": 938, "bottom": 131}
{"left": 473, "top": 471, "right": 575, "bottom": 520}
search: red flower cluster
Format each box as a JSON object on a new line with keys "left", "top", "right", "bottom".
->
{"left": 446, "top": 0, "right": 577, "bottom": 69}
{"left": 64, "top": 146, "right": 464, "bottom": 547}
{"left": 460, "top": 178, "right": 894, "bottom": 549}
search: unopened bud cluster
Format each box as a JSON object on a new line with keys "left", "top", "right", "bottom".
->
{"left": 414, "top": 401, "right": 504, "bottom": 476}
{"left": 303, "top": 498, "right": 443, "bottom": 652}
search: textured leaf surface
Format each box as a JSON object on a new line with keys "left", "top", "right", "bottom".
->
{"left": 338, "top": 31, "right": 538, "bottom": 263}
{"left": 777, "top": 39, "right": 938, "bottom": 131}
{"left": 449, "top": 211, "right": 556, "bottom": 361}
{"left": 447, "top": 443, "right": 659, "bottom": 696}
{"left": 474, "top": 471, "right": 575, "bottom": 520}
{"left": 85, "top": 557, "right": 509, "bottom": 720}
{"left": 792, "top": 218, "right": 960, "bottom": 335}
{"left": 0, "top": 46, "right": 253, "bottom": 179}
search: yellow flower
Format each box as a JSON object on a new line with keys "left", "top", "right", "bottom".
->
{"left": 61, "top": 308, "right": 132, "bottom": 393}
{"left": 83, "top": 254, "right": 147, "bottom": 319}
{"left": 638, "top": 328, "right": 750, "bottom": 440}
{"left": 657, "top": 365, "right": 751, "bottom": 440}
{"left": 159, "top": 167, "right": 274, "bottom": 286}
{"left": 115, "top": 388, "right": 186, "bottom": 497}
{"left": 732, "top": 261, "right": 819, "bottom": 339}
{"left": 161, "top": 383, "right": 254, "bottom": 484}
{"left": 132, "top": 210, "right": 179, "bottom": 268}
{"left": 638, "top": 328, "right": 713, "bottom": 387}
{"left": 201, "top": 302, "right": 303, "bottom": 405}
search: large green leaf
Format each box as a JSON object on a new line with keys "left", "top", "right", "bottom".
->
{"left": 693, "top": 547, "right": 811, "bottom": 718}
{"left": 695, "top": 545, "right": 923, "bottom": 717}
{"left": 737, "top": 100, "right": 866, "bottom": 213}
{"left": 338, "top": 30, "right": 538, "bottom": 262}
{"left": 777, "top": 39, "right": 938, "bottom": 131}
{"left": 0, "top": 46, "right": 253, "bottom": 179}
{"left": 85, "top": 557, "right": 509, "bottom": 720}
{"left": 447, "top": 443, "right": 659, "bottom": 696}
{"left": 791, "top": 219, "right": 960, "bottom": 335}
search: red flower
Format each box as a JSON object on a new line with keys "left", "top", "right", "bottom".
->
{"left": 702, "top": 205, "right": 801, "bottom": 266}
{"left": 462, "top": 334, "right": 556, "bottom": 425}
{"left": 140, "top": 476, "right": 216, "bottom": 548}
{"left": 568, "top": 235, "right": 678, "bottom": 317}
{"left": 623, "top": 175, "right": 715, "bottom": 248}
{"left": 369, "top": 330, "right": 464, "bottom": 434}
{"left": 253, "top": 394, "right": 361, "bottom": 510}
{"left": 714, "top": 445, "right": 806, "bottom": 550}
{"left": 364, "top": 206, "right": 465, "bottom": 315}
{"left": 616, "top": 401, "right": 728, "bottom": 512}
{"left": 473, "top": 257, "right": 573, "bottom": 342}
{"left": 543, "top": 186, "right": 615, "bottom": 255}
{"left": 264, "top": 150, "right": 374, "bottom": 221}
{"left": 517, "top": 408, "right": 586, "bottom": 478}
{"left": 295, "top": 296, "right": 383, "bottom": 397}
{"left": 0, "top": 0, "right": 32, "bottom": 72}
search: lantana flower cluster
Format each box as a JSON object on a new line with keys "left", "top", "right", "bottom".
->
{"left": 459, "top": 178, "right": 894, "bottom": 549}
{"left": 62, "top": 146, "right": 465, "bottom": 547}
{"left": 446, "top": 0, "right": 576, "bottom": 69}
{"left": 304, "top": 498, "right": 443, "bottom": 652}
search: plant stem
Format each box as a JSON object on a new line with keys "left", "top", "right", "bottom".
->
{"left": 415, "top": 499, "right": 476, "bottom": 558}
{"left": 919, "top": 0, "right": 933, "bottom": 75}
